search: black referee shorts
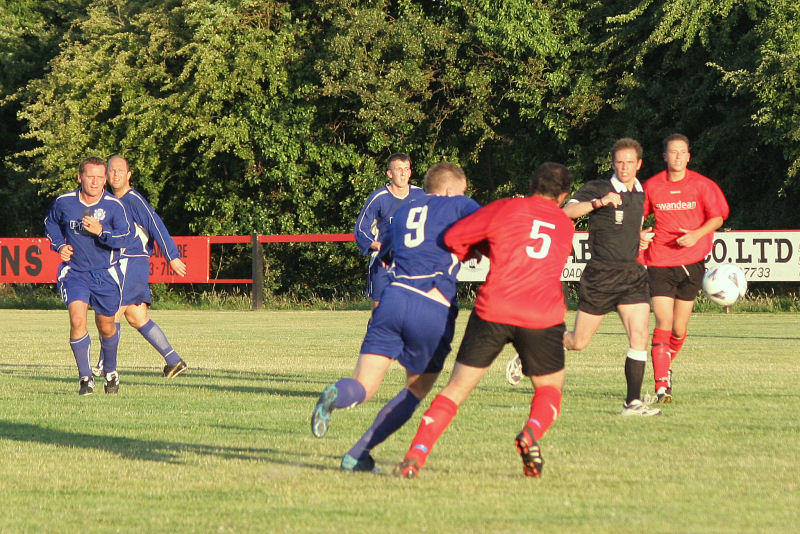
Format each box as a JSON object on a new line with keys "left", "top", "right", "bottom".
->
{"left": 456, "top": 310, "right": 565, "bottom": 377}
{"left": 648, "top": 260, "right": 705, "bottom": 301}
{"left": 577, "top": 261, "right": 650, "bottom": 315}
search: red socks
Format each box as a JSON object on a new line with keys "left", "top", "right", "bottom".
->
{"left": 404, "top": 394, "right": 458, "bottom": 468}
{"left": 651, "top": 328, "right": 672, "bottom": 389}
{"left": 526, "top": 386, "right": 562, "bottom": 441}
{"left": 652, "top": 329, "right": 687, "bottom": 389}
{"left": 405, "top": 388, "right": 564, "bottom": 469}
{"left": 669, "top": 333, "right": 686, "bottom": 361}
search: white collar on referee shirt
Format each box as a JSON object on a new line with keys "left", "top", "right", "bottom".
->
{"left": 610, "top": 174, "right": 644, "bottom": 193}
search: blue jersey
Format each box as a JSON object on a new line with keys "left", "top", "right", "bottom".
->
{"left": 45, "top": 188, "right": 131, "bottom": 272}
{"left": 117, "top": 188, "right": 181, "bottom": 261}
{"left": 354, "top": 184, "right": 426, "bottom": 256}
{"left": 384, "top": 195, "right": 481, "bottom": 302}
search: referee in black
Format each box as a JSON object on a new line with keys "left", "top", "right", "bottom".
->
{"left": 562, "top": 138, "right": 661, "bottom": 416}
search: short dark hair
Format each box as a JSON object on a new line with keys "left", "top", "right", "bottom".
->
{"left": 79, "top": 156, "right": 106, "bottom": 175}
{"left": 610, "top": 138, "right": 643, "bottom": 160}
{"left": 387, "top": 152, "right": 411, "bottom": 170}
{"left": 663, "top": 133, "right": 690, "bottom": 152}
{"left": 424, "top": 162, "right": 466, "bottom": 194}
{"left": 529, "top": 162, "right": 572, "bottom": 199}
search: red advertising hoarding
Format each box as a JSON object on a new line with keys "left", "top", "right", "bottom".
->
{"left": 0, "top": 237, "right": 210, "bottom": 283}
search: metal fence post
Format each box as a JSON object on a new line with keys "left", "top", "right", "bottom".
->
{"left": 251, "top": 233, "right": 264, "bottom": 310}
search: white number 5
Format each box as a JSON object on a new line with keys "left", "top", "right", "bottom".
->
{"left": 526, "top": 220, "right": 555, "bottom": 259}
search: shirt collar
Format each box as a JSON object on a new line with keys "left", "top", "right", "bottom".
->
{"left": 610, "top": 174, "right": 643, "bottom": 193}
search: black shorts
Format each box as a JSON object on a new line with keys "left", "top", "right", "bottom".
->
{"left": 578, "top": 261, "right": 649, "bottom": 315}
{"left": 648, "top": 260, "right": 705, "bottom": 301}
{"left": 456, "top": 310, "right": 565, "bottom": 377}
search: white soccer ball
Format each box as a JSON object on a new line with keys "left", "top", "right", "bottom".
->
{"left": 702, "top": 264, "right": 747, "bottom": 307}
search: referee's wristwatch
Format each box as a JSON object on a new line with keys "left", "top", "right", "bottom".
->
{"left": 591, "top": 198, "right": 603, "bottom": 210}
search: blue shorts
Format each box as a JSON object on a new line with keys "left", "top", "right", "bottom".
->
{"left": 120, "top": 257, "right": 152, "bottom": 306}
{"left": 360, "top": 283, "right": 457, "bottom": 375}
{"left": 57, "top": 263, "right": 122, "bottom": 317}
{"left": 367, "top": 256, "right": 392, "bottom": 301}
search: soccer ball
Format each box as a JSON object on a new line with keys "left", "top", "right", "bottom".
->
{"left": 702, "top": 264, "right": 747, "bottom": 306}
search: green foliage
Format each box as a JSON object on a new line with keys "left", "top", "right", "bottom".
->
{"left": 0, "top": 0, "right": 92, "bottom": 236}
{"left": 583, "top": 0, "right": 800, "bottom": 229}
{"left": 744, "top": 2, "right": 800, "bottom": 188}
{"left": 3, "top": 0, "right": 800, "bottom": 295}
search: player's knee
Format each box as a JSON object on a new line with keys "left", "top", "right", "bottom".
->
{"left": 124, "top": 307, "right": 149, "bottom": 329}
{"left": 571, "top": 340, "right": 590, "bottom": 351}
{"left": 127, "top": 316, "right": 149, "bottom": 329}
{"left": 565, "top": 332, "right": 589, "bottom": 351}
{"left": 407, "top": 379, "right": 436, "bottom": 400}
{"left": 98, "top": 323, "right": 117, "bottom": 337}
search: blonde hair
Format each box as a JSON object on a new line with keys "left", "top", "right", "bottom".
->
{"left": 423, "top": 162, "right": 467, "bottom": 194}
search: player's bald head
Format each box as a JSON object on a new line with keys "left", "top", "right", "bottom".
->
{"left": 107, "top": 155, "right": 130, "bottom": 173}
{"left": 423, "top": 162, "right": 467, "bottom": 195}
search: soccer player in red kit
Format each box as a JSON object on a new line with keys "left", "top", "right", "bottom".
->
{"left": 641, "top": 134, "right": 729, "bottom": 403}
{"left": 395, "top": 162, "right": 575, "bottom": 479}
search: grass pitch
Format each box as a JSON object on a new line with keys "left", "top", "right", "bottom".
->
{"left": 0, "top": 309, "right": 798, "bottom": 533}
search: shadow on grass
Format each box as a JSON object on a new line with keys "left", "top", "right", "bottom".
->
{"left": 0, "top": 419, "right": 342, "bottom": 470}
{"left": 0, "top": 363, "right": 328, "bottom": 397}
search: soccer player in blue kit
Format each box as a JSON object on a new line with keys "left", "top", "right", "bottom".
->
{"left": 311, "top": 162, "right": 481, "bottom": 472}
{"left": 45, "top": 156, "right": 132, "bottom": 395}
{"left": 92, "top": 156, "right": 188, "bottom": 378}
{"left": 354, "top": 153, "right": 426, "bottom": 308}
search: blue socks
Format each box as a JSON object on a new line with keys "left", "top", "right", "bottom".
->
{"left": 100, "top": 327, "right": 120, "bottom": 373}
{"left": 70, "top": 334, "right": 92, "bottom": 377}
{"left": 138, "top": 320, "right": 181, "bottom": 365}
{"left": 97, "top": 322, "right": 120, "bottom": 368}
{"left": 347, "top": 388, "right": 420, "bottom": 460}
{"left": 333, "top": 378, "right": 367, "bottom": 409}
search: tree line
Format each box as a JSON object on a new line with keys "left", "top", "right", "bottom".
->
{"left": 1, "top": 0, "right": 798, "bottom": 298}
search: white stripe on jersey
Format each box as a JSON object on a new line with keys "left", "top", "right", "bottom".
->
{"left": 390, "top": 282, "right": 451, "bottom": 307}
{"left": 355, "top": 189, "right": 390, "bottom": 243}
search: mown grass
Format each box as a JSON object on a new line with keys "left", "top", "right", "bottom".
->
{"left": 0, "top": 309, "right": 798, "bottom": 533}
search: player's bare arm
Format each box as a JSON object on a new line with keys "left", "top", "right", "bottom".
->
{"left": 677, "top": 216, "right": 724, "bottom": 247}
{"left": 81, "top": 215, "right": 103, "bottom": 236}
{"left": 639, "top": 227, "right": 655, "bottom": 250}
{"left": 563, "top": 192, "right": 621, "bottom": 219}
{"left": 169, "top": 257, "right": 187, "bottom": 277}
{"left": 58, "top": 244, "right": 74, "bottom": 261}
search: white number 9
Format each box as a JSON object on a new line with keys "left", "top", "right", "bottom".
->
{"left": 404, "top": 206, "right": 428, "bottom": 248}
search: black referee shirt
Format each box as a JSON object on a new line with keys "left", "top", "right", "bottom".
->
{"left": 569, "top": 175, "right": 645, "bottom": 263}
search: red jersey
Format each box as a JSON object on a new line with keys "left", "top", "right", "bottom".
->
{"left": 642, "top": 169, "right": 729, "bottom": 266}
{"left": 444, "top": 196, "right": 574, "bottom": 329}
